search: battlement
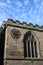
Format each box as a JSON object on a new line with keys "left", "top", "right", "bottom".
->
{"left": 2, "top": 19, "right": 43, "bottom": 32}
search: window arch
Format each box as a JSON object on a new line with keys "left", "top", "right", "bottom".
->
{"left": 23, "top": 31, "right": 40, "bottom": 58}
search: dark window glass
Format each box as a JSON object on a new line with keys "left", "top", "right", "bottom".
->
{"left": 34, "top": 41, "right": 37, "bottom": 57}
{"left": 24, "top": 41, "right": 27, "bottom": 58}
{"left": 31, "top": 41, "right": 34, "bottom": 57}
{"left": 28, "top": 41, "right": 31, "bottom": 57}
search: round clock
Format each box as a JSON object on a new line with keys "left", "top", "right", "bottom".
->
{"left": 10, "top": 29, "right": 21, "bottom": 39}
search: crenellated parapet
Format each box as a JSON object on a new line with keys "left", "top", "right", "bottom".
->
{"left": 2, "top": 19, "right": 43, "bottom": 31}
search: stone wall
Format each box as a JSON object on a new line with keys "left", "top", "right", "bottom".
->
{"left": 5, "top": 25, "right": 43, "bottom": 58}
{"left": 4, "top": 19, "right": 43, "bottom": 65}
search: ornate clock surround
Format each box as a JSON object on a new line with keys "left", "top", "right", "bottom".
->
{"left": 10, "top": 29, "right": 21, "bottom": 39}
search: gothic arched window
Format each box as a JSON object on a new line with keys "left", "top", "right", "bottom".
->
{"left": 23, "top": 31, "right": 40, "bottom": 58}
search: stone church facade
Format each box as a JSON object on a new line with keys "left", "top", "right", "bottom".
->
{"left": 0, "top": 19, "right": 43, "bottom": 65}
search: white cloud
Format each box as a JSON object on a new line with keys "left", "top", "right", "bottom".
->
{"left": 24, "top": 0, "right": 29, "bottom": 6}
{"left": 28, "top": 4, "right": 41, "bottom": 24}
{"left": 14, "top": 16, "right": 19, "bottom": 20}
{"left": 21, "top": 13, "right": 27, "bottom": 18}
{"left": 0, "top": 2, "right": 6, "bottom": 7}
{"left": 7, "top": 0, "right": 11, "bottom": 4}
{"left": 0, "top": 16, "right": 6, "bottom": 20}
{"left": 35, "top": 4, "right": 40, "bottom": 9}
{"left": 33, "top": 0, "right": 39, "bottom": 3}
{"left": 28, "top": 7, "right": 33, "bottom": 15}
{"left": 28, "top": 18, "right": 34, "bottom": 24}
{"left": 20, "top": 12, "right": 28, "bottom": 22}
{"left": 0, "top": 0, "right": 43, "bottom": 26}
{"left": 37, "top": 2, "right": 43, "bottom": 14}
{"left": 0, "top": 15, "right": 6, "bottom": 26}
{"left": 41, "top": 2, "right": 43, "bottom": 6}
{"left": 16, "top": 1, "right": 23, "bottom": 7}
{"left": 0, "top": 22, "right": 3, "bottom": 26}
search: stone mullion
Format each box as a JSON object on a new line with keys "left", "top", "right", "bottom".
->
{"left": 30, "top": 40, "right": 32, "bottom": 57}
{"left": 36, "top": 40, "right": 40, "bottom": 57}
{"left": 30, "top": 34, "right": 33, "bottom": 57}
{"left": 26, "top": 40, "right": 28, "bottom": 57}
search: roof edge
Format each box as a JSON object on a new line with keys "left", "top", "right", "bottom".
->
{"left": 2, "top": 19, "right": 43, "bottom": 30}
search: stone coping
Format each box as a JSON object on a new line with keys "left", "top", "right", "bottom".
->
{"left": 4, "top": 58, "right": 43, "bottom": 61}
{"left": 2, "top": 19, "right": 43, "bottom": 31}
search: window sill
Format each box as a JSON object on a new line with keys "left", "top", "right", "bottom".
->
{"left": 4, "top": 58, "right": 43, "bottom": 61}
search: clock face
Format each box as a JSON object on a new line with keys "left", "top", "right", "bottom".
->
{"left": 10, "top": 29, "right": 21, "bottom": 39}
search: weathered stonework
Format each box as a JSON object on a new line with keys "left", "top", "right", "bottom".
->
{"left": 2, "top": 19, "right": 43, "bottom": 65}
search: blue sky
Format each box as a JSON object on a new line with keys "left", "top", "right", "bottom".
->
{"left": 0, "top": 0, "right": 43, "bottom": 26}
